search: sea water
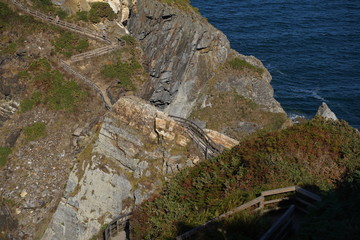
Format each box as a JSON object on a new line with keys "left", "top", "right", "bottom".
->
{"left": 191, "top": 0, "right": 360, "bottom": 129}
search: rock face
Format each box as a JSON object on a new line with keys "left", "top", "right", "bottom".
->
{"left": 316, "top": 102, "right": 338, "bottom": 120}
{"left": 42, "top": 96, "right": 202, "bottom": 240}
{"left": 127, "top": 0, "right": 284, "bottom": 118}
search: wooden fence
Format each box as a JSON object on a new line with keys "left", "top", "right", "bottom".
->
{"left": 70, "top": 45, "right": 122, "bottom": 63}
{"left": 170, "top": 115, "right": 225, "bottom": 158}
{"left": 10, "top": 0, "right": 114, "bottom": 44}
{"left": 175, "top": 186, "right": 321, "bottom": 240}
{"left": 58, "top": 58, "right": 111, "bottom": 109}
{"left": 103, "top": 213, "right": 132, "bottom": 240}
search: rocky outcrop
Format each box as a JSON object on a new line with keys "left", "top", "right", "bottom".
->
{"left": 316, "top": 102, "right": 338, "bottom": 121}
{"left": 204, "top": 129, "right": 239, "bottom": 149}
{"left": 42, "top": 96, "right": 202, "bottom": 239}
{"left": 127, "top": 0, "right": 284, "bottom": 119}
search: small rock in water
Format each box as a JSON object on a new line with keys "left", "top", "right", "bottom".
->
{"left": 316, "top": 102, "right": 338, "bottom": 121}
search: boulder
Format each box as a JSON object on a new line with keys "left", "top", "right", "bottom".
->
{"left": 316, "top": 102, "right": 338, "bottom": 121}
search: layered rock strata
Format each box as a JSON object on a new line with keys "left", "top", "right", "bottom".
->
{"left": 42, "top": 96, "right": 202, "bottom": 239}
{"left": 127, "top": 0, "right": 284, "bottom": 118}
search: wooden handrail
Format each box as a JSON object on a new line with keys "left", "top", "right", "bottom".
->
{"left": 58, "top": 59, "right": 111, "bottom": 109}
{"left": 259, "top": 205, "right": 295, "bottom": 240}
{"left": 175, "top": 186, "right": 321, "bottom": 240}
{"left": 103, "top": 212, "right": 132, "bottom": 240}
{"left": 170, "top": 115, "right": 225, "bottom": 158}
{"left": 9, "top": 0, "right": 126, "bottom": 46}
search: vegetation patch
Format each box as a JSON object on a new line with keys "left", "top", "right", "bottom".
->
{"left": 190, "top": 90, "right": 288, "bottom": 140}
{"left": 19, "top": 58, "right": 87, "bottom": 112}
{"left": 75, "top": 11, "right": 89, "bottom": 22}
{"left": 0, "top": 42, "right": 17, "bottom": 55}
{"left": 88, "top": 2, "right": 116, "bottom": 23}
{"left": 23, "top": 122, "right": 47, "bottom": 142}
{"left": 31, "top": 0, "right": 67, "bottom": 18}
{"left": 121, "top": 35, "right": 137, "bottom": 46}
{"left": 53, "top": 32, "right": 89, "bottom": 57}
{"left": 158, "top": 0, "right": 200, "bottom": 14}
{"left": 130, "top": 118, "right": 360, "bottom": 239}
{"left": 0, "top": 147, "right": 12, "bottom": 167}
{"left": 227, "top": 57, "right": 264, "bottom": 75}
{"left": 101, "top": 60, "right": 142, "bottom": 91}
{"left": 293, "top": 169, "right": 360, "bottom": 240}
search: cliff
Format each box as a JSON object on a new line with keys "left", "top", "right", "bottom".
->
{"left": 127, "top": 0, "right": 283, "bottom": 114}
{"left": 127, "top": 0, "right": 287, "bottom": 138}
{"left": 42, "top": 96, "right": 202, "bottom": 239}
{"left": 0, "top": 0, "right": 290, "bottom": 238}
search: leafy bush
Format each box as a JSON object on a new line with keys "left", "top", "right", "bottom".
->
{"left": 76, "top": 11, "right": 89, "bottom": 22}
{"left": 53, "top": 32, "right": 89, "bottom": 57}
{"left": 0, "top": 147, "right": 12, "bottom": 167}
{"left": 88, "top": 2, "right": 116, "bottom": 23}
{"left": 20, "top": 59, "right": 87, "bottom": 112}
{"left": 101, "top": 60, "right": 141, "bottom": 91}
{"left": 23, "top": 122, "right": 47, "bottom": 142}
{"left": 228, "top": 57, "right": 264, "bottom": 75}
{"left": 46, "top": 71, "right": 86, "bottom": 111}
{"left": 130, "top": 118, "right": 360, "bottom": 239}
{"left": 121, "top": 35, "right": 136, "bottom": 46}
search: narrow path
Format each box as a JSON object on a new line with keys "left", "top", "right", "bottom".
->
{"left": 11, "top": 0, "right": 111, "bottom": 44}
{"left": 58, "top": 59, "right": 111, "bottom": 109}
{"left": 10, "top": 0, "right": 126, "bottom": 109}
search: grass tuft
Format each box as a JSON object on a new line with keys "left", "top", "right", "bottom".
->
{"left": 23, "top": 122, "right": 47, "bottom": 142}
{"left": 228, "top": 57, "right": 264, "bottom": 75}
{"left": 0, "top": 147, "right": 12, "bottom": 167}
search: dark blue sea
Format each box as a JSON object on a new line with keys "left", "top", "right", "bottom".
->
{"left": 191, "top": 0, "right": 360, "bottom": 129}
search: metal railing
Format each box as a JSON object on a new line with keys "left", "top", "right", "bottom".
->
{"left": 170, "top": 115, "right": 225, "bottom": 158}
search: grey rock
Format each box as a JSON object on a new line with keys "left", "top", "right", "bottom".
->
{"left": 128, "top": 0, "right": 284, "bottom": 121}
{"left": 5, "top": 128, "right": 21, "bottom": 147}
{"left": 316, "top": 102, "right": 338, "bottom": 120}
{"left": 72, "top": 128, "right": 84, "bottom": 137}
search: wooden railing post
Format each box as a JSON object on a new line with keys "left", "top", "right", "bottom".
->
{"left": 259, "top": 194, "right": 265, "bottom": 209}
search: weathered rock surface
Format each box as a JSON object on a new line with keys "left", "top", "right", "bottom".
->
{"left": 204, "top": 129, "right": 239, "bottom": 149}
{"left": 316, "top": 102, "right": 338, "bottom": 120}
{"left": 128, "top": 0, "right": 284, "bottom": 119}
{"left": 42, "top": 96, "right": 202, "bottom": 239}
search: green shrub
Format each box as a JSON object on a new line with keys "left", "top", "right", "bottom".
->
{"left": 88, "top": 2, "right": 116, "bottom": 23}
{"left": 121, "top": 35, "right": 136, "bottom": 45}
{"left": 21, "top": 59, "right": 87, "bottom": 112}
{"left": 23, "top": 122, "right": 47, "bottom": 142}
{"left": 0, "top": 147, "right": 12, "bottom": 167}
{"left": 46, "top": 71, "right": 87, "bottom": 111}
{"left": 101, "top": 60, "right": 141, "bottom": 91}
{"left": 53, "top": 32, "right": 89, "bottom": 57}
{"left": 20, "top": 91, "right": 43, "bottom": 112}
{"left": 130, "top": 118, "right": 360, "bottom": 239}
{"left": 76, "top": 11, "right": 89, "bottom": 22}
{"left": 228, "top": 57, "right": 264, "bottom": 75}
